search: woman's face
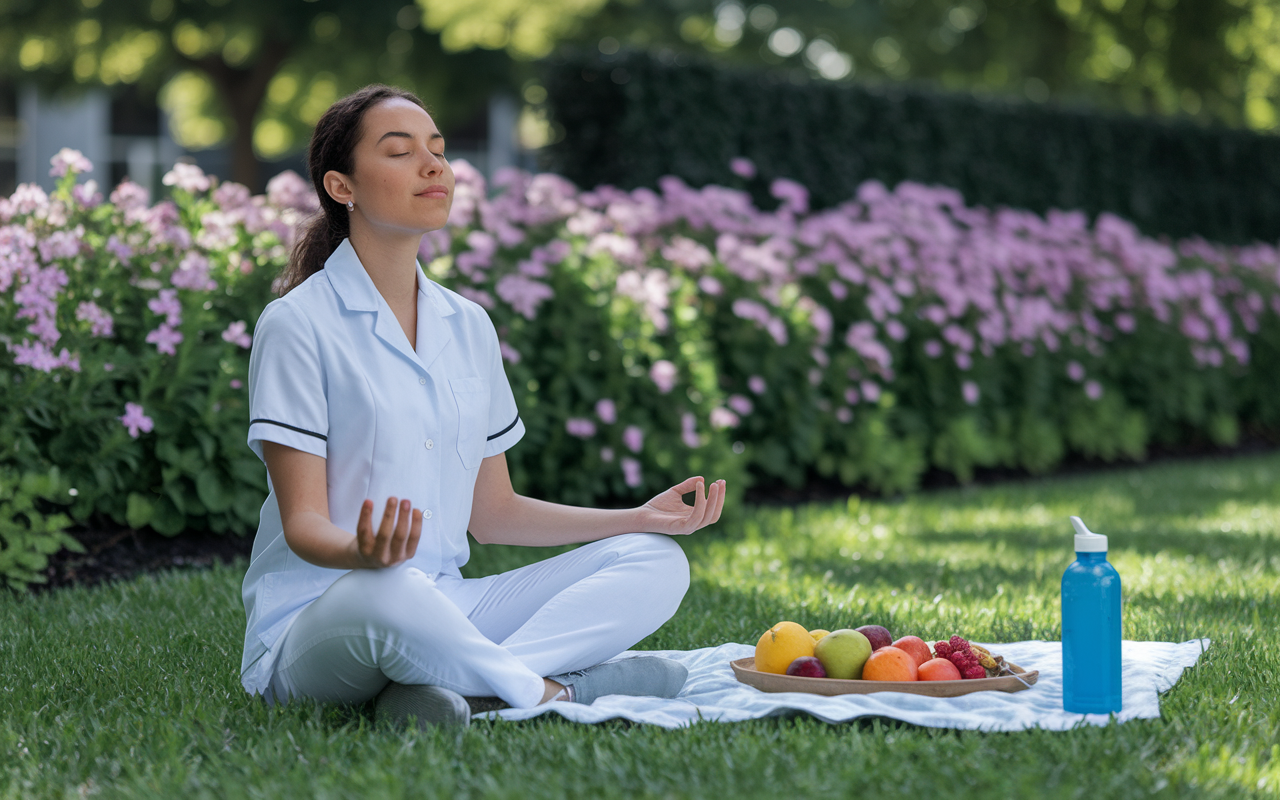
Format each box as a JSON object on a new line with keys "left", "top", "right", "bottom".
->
{"left": 325, "top": 97, "right": 455, "bottom": 234}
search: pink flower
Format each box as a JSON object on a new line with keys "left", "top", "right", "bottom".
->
{"left": 962, "top": 380, "right": 980, "bottom": 405}
{"left": 1085, "top": 380, "right": 1103, "bottom": 400}
{"left": 748, "top": 375, "right": 767, "bottom": 395}
{"left": 221, "top": 320, "right": 252, "bottom": 348}
{"left": 770, "top": 178, "right": 809, "bottom": 214}
{"left": 162, "top": 163, "right": 211, "bottom": 194}
{"left": 456, "top": 286, "right": 495, "bottom": 309}
{"left": 266, "top": 170, "right": 320, "bottom": 213}
{"left": 103, "top": 363, "right": 114, "bottom": 372}
{"left": 171, "top": 250, "right": 217, "bottom": 291}
{"left": 621, "top": 456, "right": 643, "bottom": 488}
{"left": 681, "top": 412, "right": 701, "bottom": 448}
{"left": 566, "top": 417, "right": 596, "bottom": 438}
{"left": 495, "top": 274, "right": 554, "bottom": 320}
{"left": 623, "top": 424, "right": 645, "bottom": 453}
{"left": 75, "top": 301, "right": 113, "bottom": 337}
{"left": 836, "top": 407, "right": 853, "bottom": 423}
{"left": 924, "top": 340, "right": 943, "bottom": 358}
{"left": 730, "top": 157, "right": 757, "bottom": 179}
{"left": 595, "top": 398, "right": 617, "bottom": 424}
{"left": 147, "top": 289, "right": 182, "bottom": 326}
{"left": 650, "top": 359, "right": 678, "bottom": 393}
{"left": 230, "top": 379, "right": 243, "bottom": 389}
{"left": 710, "top": 407, "right": 740, "bottom": 429}
{"left": 499, "top": 340, "right": 522, "bottom": 364}
{"left": 49, "top": 147, "right": 93, "bottom": 178}
{"left": 727, "top": 393, "right": 753, "bottom": 415}
{"left": 698, "top": 275, "right": 723, "bottom": 295}
{"left": 1066, "top": 361, "right": 1085, "bottom": 382}
{"left": 118, "top": 402, "right": 154, "bottom": 439}
{"left": 860, "top": 380, "right": 881, "bottom": 403}
{"left": 145, "top": 324, "right": 184, "bottom": 356}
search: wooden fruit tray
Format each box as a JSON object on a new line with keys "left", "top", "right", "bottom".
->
{"left": 730, "top": 657, "right": 1038, "bottom": 697}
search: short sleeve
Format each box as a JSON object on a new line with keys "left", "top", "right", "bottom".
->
{"left": 481, "top": 312, "right": 525, "bottom": 457}
{"left": 245, "top": 301, "right": 328, "bottom": 464}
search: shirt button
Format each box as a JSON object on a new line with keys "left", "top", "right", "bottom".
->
{"left": 424, "top": 509, "right": 432, "bottom": 519}
{"left": 425, "top": 439, "right": 434, "bottom": 449}
{"left": 419, "top": 377, "right": 426, "bottom": 385}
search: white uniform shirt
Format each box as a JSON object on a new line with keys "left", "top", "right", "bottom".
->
{"left": 239, "top": 237, "right": 526, "bottom": 696}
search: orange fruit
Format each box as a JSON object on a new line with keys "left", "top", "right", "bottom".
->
{"left": 755, "top": 621, "right": 816, "bottom": 674}
{"left": 918, "top": 657, "right": 962, "bottom": 681}
{"left": 891, "top": 635, "right": 932, "bottom": 668}
{"left": 861, "top": 646, "right": 919, "bottom": 681}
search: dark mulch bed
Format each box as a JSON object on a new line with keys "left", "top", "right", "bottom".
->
{"left": 27, "top": 434, "right": 1278, "bottom": 595}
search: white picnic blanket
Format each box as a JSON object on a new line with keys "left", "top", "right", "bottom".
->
{"left": 477, "top": 639, "right": 1210, "bottom": 731}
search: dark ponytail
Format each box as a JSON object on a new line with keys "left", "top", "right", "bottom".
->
{"left": 276, "top": 83, "right": 431, "bottom": 296}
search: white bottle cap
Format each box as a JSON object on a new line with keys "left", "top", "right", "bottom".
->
{"left": 1070, "top": 516, "right": 1107, "bottom": 552}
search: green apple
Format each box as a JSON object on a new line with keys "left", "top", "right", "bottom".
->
{"left": 814, "top": 628, "right": 873, "bottom": 679}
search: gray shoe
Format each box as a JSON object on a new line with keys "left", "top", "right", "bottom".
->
{"left": 375, "top": 682, "right": 471, "bottom": 729}
{"left": 548, "top": 656, "right": 688, "bottom": 706}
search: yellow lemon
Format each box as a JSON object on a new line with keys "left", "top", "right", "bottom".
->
{"left": 755, "top": 621, "right": 815, "bottom": 674}
{"left": 809, "top": 629, "right": 831, "bottom": 643}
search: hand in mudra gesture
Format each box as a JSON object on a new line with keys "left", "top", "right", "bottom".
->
{"left": 640, "top": 476, "right": 726, "bottom": 535}
{"left": 350, "top": 497, "right": 422, "bottom": 568}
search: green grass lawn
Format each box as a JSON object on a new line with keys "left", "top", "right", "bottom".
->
{"left": 3, "top": 453, "right": 1278, "bottom": 799}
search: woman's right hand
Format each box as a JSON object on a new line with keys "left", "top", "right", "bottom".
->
{"left": 349, "top": 496, "right": 422, "bottom": 569}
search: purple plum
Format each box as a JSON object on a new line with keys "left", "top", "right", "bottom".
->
{"left": 855, "top": 624, "right": 893, "bottom": 651}
{"left": 786, "top": 656, "right": 828, "bottom": 678}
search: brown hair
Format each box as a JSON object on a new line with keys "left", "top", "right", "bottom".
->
{"left": 275, "top": 83, "right": 430, "bottom": 296}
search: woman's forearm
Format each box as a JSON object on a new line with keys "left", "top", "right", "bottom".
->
{"left": 475, "top": 494, "right": 646, "bottom": 547}
{"left": 282, "top": 510, "right": 362, "bottom": 570}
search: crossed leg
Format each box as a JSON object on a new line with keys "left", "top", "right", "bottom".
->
{"left": 270, "top": 533, "right": 689, "bottom": 709}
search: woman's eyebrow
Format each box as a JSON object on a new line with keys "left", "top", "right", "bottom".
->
{"left": 376, "top": 131, "right": 445, "bottom": 145}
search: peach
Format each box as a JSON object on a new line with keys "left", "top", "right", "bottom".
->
{"left": 918, "top": 657, "right": 963, "bottom": 681}
{"left": 861, "top": 646, "right": 919, "bottom": 681}
{"left": 891, "top": 635, "right": 932, "bottom": 668}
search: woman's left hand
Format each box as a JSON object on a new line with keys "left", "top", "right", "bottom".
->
{"left": 638, "top": 476, "right": 725, "bottom": 535}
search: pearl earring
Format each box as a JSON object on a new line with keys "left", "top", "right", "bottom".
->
{"left": 346, "top": 200, "right": 354, "bottom": 210}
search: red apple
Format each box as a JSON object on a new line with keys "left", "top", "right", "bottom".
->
{"left": 891, "top": 635, "right": 933, "bottom": 668}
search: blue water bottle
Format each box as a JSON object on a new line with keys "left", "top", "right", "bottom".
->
{"left": 1061, "top": 516, "right": 1122, "bottom": 713}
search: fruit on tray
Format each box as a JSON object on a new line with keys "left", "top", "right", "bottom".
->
{"left": 855, "top": 624, "right": 894, "bottom": 651}
{"left": 890, "top": 635, "right": 932, "bottom": 668}
{"left": 861, "top": 646, "right": 919, "bottom": 681}
{"left": 786, "top": 656, "right": 828, "bottom": 678}
{"left": 918, "top": 657, "right": 963, "bottom": 681}
{"left": 754, "top": 621, "right": 1012, "bottom": 682}
{"left": 813, "top": 629, "right": 873, "bottom": 679}
{"left": 933, "top": 635, "right": 989, "bottom": 680}
{"left": 755, "top": 621, "right": 816, "bottom": 674}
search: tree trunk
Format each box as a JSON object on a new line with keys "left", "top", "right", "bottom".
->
{"left": 180, "top": 37, "right": 292, "bottom": 193}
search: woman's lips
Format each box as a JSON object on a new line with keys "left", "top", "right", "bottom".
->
{"left": 416, "top": 187, "right": 449, "bottom": 199}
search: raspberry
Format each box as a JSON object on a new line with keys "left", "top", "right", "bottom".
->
{"left": 934, "top": 642, "right": 953, "bottom": 658}
{"left": 949, "top": 635, "right": 971, "bottom": 653}
{"left": 961, "top": 664, "right": 988, "bottom": 680}
{"left": 946, "top": 652, "right": 974, "bottom": 670}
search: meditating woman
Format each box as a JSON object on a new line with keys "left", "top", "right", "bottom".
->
{"left": 238, "top": 83, "right": 727, "bottom": 729}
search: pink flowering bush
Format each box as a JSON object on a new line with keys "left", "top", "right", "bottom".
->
{"left": 1, "top": 148, "right": 299, "bottom": 559}
{"left": 5, "top": 146, "right": 1280, "bottom": 584}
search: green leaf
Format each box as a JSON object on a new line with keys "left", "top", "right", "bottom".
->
{"left": 150, "top": 494, "right": 185, "bottom": 536}
{"left": 126, "top": 492, "right": 154, "bottom": 529}
{"left": 196, "top": 468, "right": 231, "bottom": 513}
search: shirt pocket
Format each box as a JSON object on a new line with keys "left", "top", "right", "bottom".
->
{"left": 449, "top": 376, "right": 491, "bottom": 470}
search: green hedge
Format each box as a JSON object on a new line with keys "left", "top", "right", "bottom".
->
{"left": 540, "top": 50, "right": 1280, "bottom": 246}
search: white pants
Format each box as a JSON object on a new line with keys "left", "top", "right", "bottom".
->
{"left": 268, "top": 532, "right": 690, "bottom": 710}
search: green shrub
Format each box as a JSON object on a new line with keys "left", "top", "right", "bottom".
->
{"left": 0, "top": 465, "right": 80, "bottom": 590}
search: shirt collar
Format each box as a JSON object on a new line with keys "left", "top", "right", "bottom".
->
{"left": 324, "top": 236, "right": 457, "bottom": 372}
{"left": 324, "top": 237, "right": 456, "bottom": 318}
